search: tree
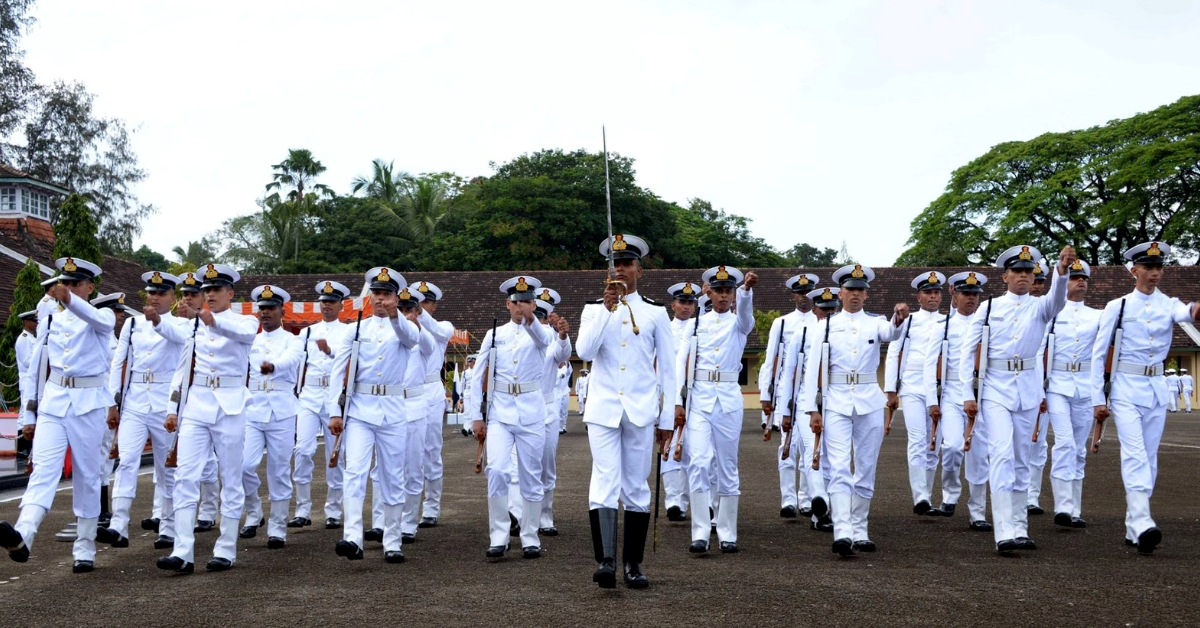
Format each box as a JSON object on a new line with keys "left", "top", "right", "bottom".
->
{"left": 0, "top": 257, "right": 42, "bottom": 405}
{"left": 170, "top": 239, "right": 217, "bottom": 274}
{"left": 351, "top": 158, "right": 407, "bottom": 204}
{"left": 899, "top": 94, "right": 1200, "bottom": 266}
{"left": 213, "top": 200, "right": 303, "bottom": 274}
{"left": 52, "top": 193, "right": 102, "bottom": 291}
{"left": 264, "top": 148, "right": 334, "bottom": 261}
{"left": 835, "top": 241, "right": 855, "bottom": 266}
{"left": 663, "top": 198, "right": 784, "bottom": 268}
{"left": 783, "top": 242, "right": 838, "bottom": 267}
{"left": 752, "top": 309, "right": 781, "bottom": 371}
{"left": 0, "top": 0, "right": 36, "bottom": 155}
{"left": 296, "top": 196, "right": 410, "bottom": 272}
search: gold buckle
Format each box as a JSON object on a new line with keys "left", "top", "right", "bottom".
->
{"left": 1144, "top": 366, "right": 1156, "bottom": 376}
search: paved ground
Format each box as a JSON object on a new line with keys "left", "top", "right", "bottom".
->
{"left": 2, "top": 411, "right": 1200, "bottom": 627}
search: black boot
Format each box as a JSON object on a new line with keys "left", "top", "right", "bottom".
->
{"left": 590, "top": 508, "right": 618, "bottom": 589}
{"left": 622, "top": 511, "right": 650, "bottom": 589}
{"left": 99, "top": 486, "right": 112, "bottom": 527}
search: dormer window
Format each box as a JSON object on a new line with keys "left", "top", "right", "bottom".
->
{"left": 20, "top": 188, "right": 50, "bottom": 219}
{"left": 0, "top": 187, "right": 14, "bottom": 213}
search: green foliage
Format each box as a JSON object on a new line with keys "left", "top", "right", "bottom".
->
{"left": 1, "top": 258, "right": 43, "bottom": 404}
{"left": 783, "top": 242, "right": 838, "bottom": 267}
{"left": 128, "top": 244, "right": 168, "bottom": 270}
{"left": 900, "top": 94, "right": 1200, "bottom": 266}
{"left": 665, "top": 198, "right": 783, "bottom": 268}
{"left": 51, "top": 193, "right": 102, "bottom": 291}
{"left": 170, "top": 239, "right": 217, "bottom": 275}
{"left": 753, "top": 309, "right": 781, "bottom": 371}
{"left": 0, "top": 0, "right": 36, "bottom": 147}
{"left": 293, "top": 196, "right": 410, "bottom": 272}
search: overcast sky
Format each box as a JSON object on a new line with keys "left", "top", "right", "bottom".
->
{"left": 18, "top": 0, "right": 1200, "bottom": 266}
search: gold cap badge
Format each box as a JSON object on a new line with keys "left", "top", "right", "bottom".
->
{"left": 715, "top": 266, "right": 730, "bottom": 281}
{"left": 418, "top": 281, "right": 430, "bottom": 293}
{"left": 851, "top": 265, "right": 865, "bottom": 279}
{"left": 150, "top": 271, "right": 163, "bottom": 284}
{"left": 516, "top": 277, "right": 528, "bottom": 292}
{"left": 966, "top": 272, "right": 979, "bottom": 286}
{"left": 399, "top": 288, "right": 411, "bottom": 300}
{"left": 378, "top": 268, "right": 391, "bottom": 283}
{"left": 538, "top": 289, "right": 552, "bottom": 302}
{"left": 183, "top": 273, "right": 197, "bottom": 286}
{"left": 323, "top": 281, "right": 334, "bottom": 294}
{"left": 204, "top": 264, "right": 219, "bottom": 279}
{"left": 117, "top": 294, "right": 125, "bottom": 304}
{"left": 928, "top": 271, "right": 939, "bottom": 283}
{"left": 1071, "top": 260, "right": 1084, "bottom": 271}
{"left": 1018, "top": 246, "right": 1033, "bottom": 261}
{"left": 262, "top": 286, "right": 275, "bottom": 299}
{"left": 63, "top": 258, "right": 77, "bottom": 272}
{"left": 682, "top": 283, "right": 695, "bottom": 295}
{"left": 820, "top": 288, "right": 834, "bottom": 300}
{"left": 797, "top": 276, "right": 810, "bottom": 286}
{"left": 1148, "top": 242, "right": 1162, "bottom": 256}
{"left": 612, "top": 235, "right": 627, "bottom": 251}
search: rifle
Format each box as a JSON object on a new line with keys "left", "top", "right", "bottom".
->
{"left": 166, "top": 317, "right": 201, "bottom": 468}
{"left": 295, "top": 326, "right": 312, "bottom": 398}
{"left": 764, "top": 318, "right": 785, "bottom": 441}
{"left": 110, "top": 317, "right": 136, "bottom": 459}
{"left": 329, "top": 311, "right": 364, "bottom": 469}
{"left": 667, "top": 313, "right": 701, "bottom": 462}
{"left": 930, "top": 312, "right": 950, "bottom": 452}
{"left": 886, "top": 316, "right": 913, "bottom": 436}
{"left": 24, "top": 314, "right": 53, "bottom": 475}
{"left": 964, "top": 298, "right": 992, "bottom": 453}
{"left": 781, "top": 325, "right": 807, "bottom": 461}
{"left": 811, "top": 316, "right": 831, "bottom": 471}
{"left": 1034, "top": 316, "right": 1056, "bottom": 444}
{"left": 1093, "top": 299, "right": 1125, "bottom": 453}
{"left": 475, "top": 318, "right": 498, "bottom": 472}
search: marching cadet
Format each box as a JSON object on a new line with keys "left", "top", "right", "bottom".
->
{"left": 1091, "top": 241, "right": 1199, "bottom": 554}
{"left": 573, "top": 367, "right": 589, "bottom": 427}
{"left": 155, "top": 263, "right": 259, "bottom": 573}
{"left": 469, "top": 275, "right": 565, "bottom": 560}
{"left": 328, "top": 268, "right": 425, "bottom": 563}
{"left": 238, "top": 285, "right": 303, "bottom": 549}
{"left": 960, "top": 245, "right": 1073, "bottom": 554}
{"left": 677, "top": 266, "right": 757, "bottom": 554}
{"left": 556, "top": 360, "right": 571, "bottom": 434}
{"left": 885, "top": 272, "right": 946, "bottom": 516}
{"left": 461, "top": 355, "right": 477, "bottom": 436}
{"left": 577, "top": 234, "right": 676, "bottom": 589}
{"left": 776, "top": 286, "right": 841, "bottom": 534}
{"left": 14, "top": 309, "right": 37, "bottom": 459}
{"left": 662, "top": 281, "right": 701, "bottom": 522}
{"left": 411, "top": 281, "right": 455, "bottom": 530}
{"left": 801, "top": 265, "right": 909, "bottom": 556}
{"left": 1026, "top": 257, "right": 1055, "bottom": 515}
{"left": 925, "top": 272, "right": 992, "bottom": 531}
{"left": 1, "top": 258, "right": 114, "bottom": 573}
{"left": 532, "top": 288, "right": 573, "bottom": 536}
{"left": 396, "top": 287, "right": 437, "bottom": 545}
{"left": 1165, "top": 369, "right": 1180, "bottom": 412}
{"left": 97, "top": 271, "right": 189, "bottom": 551}
{"left": 90, "top": 292, "right": 133, "bottom": 529}
{"left": 1041, "top": 260, "right": 1101, "bottom": 528}
{"left": 759, "top": 274, "right": 818, "bottom": 520}
{"left": 1181, "top": 369, "right": 1194, "bottom": 412}
{"left": 291, "top": 281, "right": 350, "bottom": 529}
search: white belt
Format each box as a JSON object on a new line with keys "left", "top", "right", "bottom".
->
{"left": 496, "top": 382, "right": 540, "bottom": 396}
{"left": 1052, "top": 361, "right": 1090, "bottom": 373}
{"left": 195, "top": 375, "right": 246, "bottom": 389}
{"left": 250, "top": 380, "right": 292, "bottom": 392}
{"left": 49, "top": 372, "right": 106, "bottom": 389}
{"left": 1115, "top": 362, "right": 1163, "bottom": 377}
{"left": 694, "top": 369, "right": 739, "bottom": 383}
{"left": 304, "top": 374, "right": 330, "bottom": 388}
{"left": 828, "top": 372, "right": 877, "bottom": 385}
{"left": 403, "top": 386, "right": 427, "bottom": 399}
{"left": 130, "top": 370, "right": 165, "bottom": 384}
{"left": 987, "top": 358, "right": 1035, "bottom": 372}
{"left": 424, "top": 373, "right": 441, "bottom": 385}
{"left": 353, "top": 383, "right": 406, "bottom": 396}
{"left": 940, "top": 369, "right": 960, "bottom": 382}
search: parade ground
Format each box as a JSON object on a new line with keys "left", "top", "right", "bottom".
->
{"left": 2, "top": 410, "right": 1199, "bottom": 628}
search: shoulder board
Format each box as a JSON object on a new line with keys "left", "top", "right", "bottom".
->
{"left": 937, "top": 316, "right": 948, "bottom": 324}
{"left": 865, "top": 312, "right": 881, "bottom": 318}
{"left": 641, "top": 296, "right": 663, "bottom": 306}
{"left": 586, "top": 298, "right": 604, "bottom": 304}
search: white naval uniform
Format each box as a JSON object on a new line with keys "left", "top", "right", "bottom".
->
{"left": 468, "top": 316, "right": 557, "bottom": 550}
{"left": 884, "top": 308, "right": 941, "bottom": 506}
{"left": 923, "top": 310, "right": 990, "bottom": 521}
{"left": 1165, "top": 373, "right": 1180, "bottom": 412}
{"left": 417, "top": 309, "right": 455, "bottom": 522}
{"left": 327, "top": 313, "right": 422, "bottom": 553}
{"left": 1090, "top": 289, "right": 1196, "bottom": 543}
{"left": 14, "top": 330, "right": 34, "bottom": 430}
{"left": 659, "top": 316, "right": 695, "bottom": 515}
{"left": 242, "top": 327, "right": 303, "bottom": 541}
{"left": 799, "top": 310, "right": 904, "bottom": 544}
{"left": 99, "top": 333, "right": 117, "bottom": 491}
{"left": 577, "top": 292, "right": 676, "bottom": 512}
{"left": 1041, "top": 301, "right": 1101, "bottom": 518}
{"left": 1182, "top": 374, "right": 1194, "bottom": 412}
{"left": 538, "top": 326, "right": 573, "bottom": 530}
{"left": 293, "top": 319, "right": 348, "bottom": 522}
{"left": 775, "top": 313, "right": 832, "bottom": 524}
{"left": 958, "top": 271, "right": 1067, "bottom": 545}
{"left": 16, "top": 295, "right": 115, "bottom": 562}
{"left": 761, "top": 309, "right": 817, "bottom": 512}
{"left": 575, "top": 374, "right": 589, "bottom": 417}
{"left": 162, "top": 309, "right": 258, "bottom": 565}
{"left": 676, "top": 288, "right": 754, "bottom": 544}
{"left": 555, "top": 363, "right": 570, "bottom": 431}
{"left": 399, "top": 325, "right": 436, "bottom": 538}
{"left": 107, "top": 313, "right": 189, "bottom": 541}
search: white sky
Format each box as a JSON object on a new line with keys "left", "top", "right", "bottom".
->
{"left": 18, "top": 0, "right": 1200, "bottom": 266}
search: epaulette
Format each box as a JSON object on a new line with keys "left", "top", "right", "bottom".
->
{"left": 642, "top": 296, "right": 663, "bottom": 306}
{"left": 586, "top": 298, "right": 604, "bottom": 304}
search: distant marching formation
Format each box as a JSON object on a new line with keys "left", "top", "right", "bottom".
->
{"left": 1, "top": 235, "right": 1197, "bottom": 591}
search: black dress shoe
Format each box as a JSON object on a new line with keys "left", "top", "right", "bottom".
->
{"left": 111, "top": 535, "right": 130, "bottom": 548}
{"left": 624, "top": 562, "right": 648, "bottom": 588}
{"left": 940, "top": 503, "right": 956, "bottom": 517}
{"left": 153, "top": 535, "right": 174, "bottom": 550}
{"left": 780, "top": 505, "right": 797, "bottom": 519}
{"left": 1137, "top": 527, "right": 1162, "bottom": 555}
{"left": 156, "top": 556, "right": 193, "bottom": 573}
{"left": 996, "top": 539, "right": 1019, "bottom": 553}
{"left": 924, "top": 506, "right": 945, "bottom": 517}
{"left": 1054, "top": 512, "right": 1073, "bottom": 527}
{"left": 205, "top": 557, "right": 233, "bottom": 572}
{"left": 811, "top": 497, "right": 829, "bottom": 518}
{"left": 798, "top": 506, "right": 813, "bottom": 518}
{"left": 325, "top": 518, "right": 342, "bottom": 529}
{"left": 667, "top": 506, "right": 686, "bottom": 521}
{"left": 401, "top": 533, "right": 415, "bottom": 545}
{"left": 852, "top": 540, "right": 877, "bottom": 552}
{"left": 538, "top": 526, "right": 559, "bottom": 537}
{"left": 486, "top": 545, "right": 507, "bottom": 559}
{"left": 522, "top": 546, "right": 541, "bottom": 559}
{"left": 969, "top": 520, "right": 993, "bottom": 532}
{"left": 913, "top": 500, "right": 931, "bottom": 515}
{"left": 73, "top": 560, "right": 94, "bottom": 573}
{"left": 509, "top": 513, "right": 521, "bottom": 536}
{"left": 141, "top": 518, "right": 160, "bottom": 532}
{"left": 287, "top": 517, "right": 311, "bottom": 528}
{"left": 267, "top": 537, "right": 286, "bottom": 549}
{"left": 1070, "top": 517, "right": 1087, "bottom": 528}
{"left": 418, "top": 517, "right": 438, "bottom": 528}
{"left": 98, "top": 513, "right": 112, "bottom": 528}
{"left": 0, "top": 522, "right": 30, "bottom": 563}
{"left": 238, "top": 525, "right": 258, "bottom": 539}
{"left": 593, "top": 558, "right": 617, "bottom": 588}
{"left": 336, "top": 540, "right": 364, "bottom": 560}
{"left": 194, "top": 520, "right": 214, "bottom": 533}
{"left": 96, "top": 526, "right": 122, "bottom": 546}
{"left": 1027, "top": 504, "right": 1045, "bottom": 515}
{"left": 385, "top": 550, "right": 405, "bottom": 563}
{"left": 689, "top": 540, "right": 708, "bottom": 553}
{"left": 719, "top": 541, "right": 739, "bottom": 553}
{"left": 1015, "top": 536, "right": 1037, "bottom": 550}
{"left": 832, "top": 538, "right": 855, "bottom": 557}
{"left": 812, "top": 515, "right": 834, "bottom": 533}
{"left": 364, "top": 528, "right": 383, "bottom": 543}
{"left": 1124, "top": 538, "right": 1136, "bottom": 547}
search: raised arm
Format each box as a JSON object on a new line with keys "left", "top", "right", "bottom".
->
{"left": 389, "top": 315, "right": 421, "bottom": 349}
{"left": 209, "top": 312, "right": 258, "bottom": 345}
{"left": 1038, "top": 266, "right": 1068, "bottom": 322}
{"left": 736, "top": 286, "right": 755, "bottom": 335}
{"left": 63, "top": 293, "right": 116, "bottom": 335}
{"left": 418, "top": 310, "right": 456, "bottom": 346}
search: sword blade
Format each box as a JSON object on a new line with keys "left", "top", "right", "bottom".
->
{"left": 602, "top": 125, "right": 615, "bottom": 278}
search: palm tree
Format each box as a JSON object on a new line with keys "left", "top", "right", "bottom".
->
{"left": 351, "top": 159, "right": 408, "bottom": 204}
{"left": 400, "top": 176, "right": 449, "bottom": 240}
{"left": 263, "top": 149, "right": 334, "bottom": 260}
{"left": 171, "top": 240, "right": 215, "bottom": 268}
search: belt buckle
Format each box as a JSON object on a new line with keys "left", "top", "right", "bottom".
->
{"left": 1009, "top": 359, "right": 1023, "bottom": 372}
{"left": 847, "top": 372, "right": 859, "bottom": 385}
{"left": 64, "top": 376, "right": 75, "bottom": 388}
{"left": 1144, "top": 366, "right": 1155, "bottom": 376}
{"left": 707, "top": 371, "right": 719, "bottom": 382}
{"left": 512, "top": 383, "right": 521, "bottom": 397}
{"left": 1069, "top": 362, "right": 1081, "bottom": 373}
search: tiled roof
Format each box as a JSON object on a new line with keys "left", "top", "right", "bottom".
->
{"left": 0, "top": 231, "right": 148, "bottom": 319}
{"left": 0, "top": 163, "right": 70, "bottom": 194}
